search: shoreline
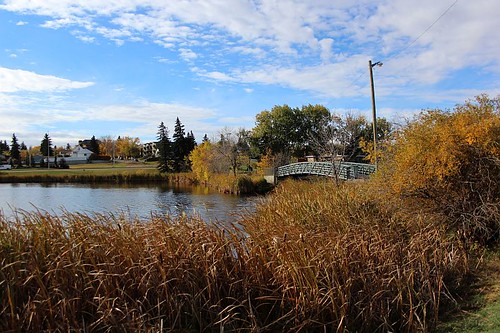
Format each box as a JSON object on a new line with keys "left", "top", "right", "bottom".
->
{"left": 0, "top": 166, "right": 273, "bottom": 195}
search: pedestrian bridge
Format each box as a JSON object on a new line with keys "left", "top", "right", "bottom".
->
{"left": 265, "top": 162, "right": 376, "bottom": 183}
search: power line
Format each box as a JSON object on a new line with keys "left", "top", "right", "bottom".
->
{"left": 381, "top": 0, "right": 458, "bottom": 65}
{"left": 344, "top": 0, "right": 459, "bottom": 91}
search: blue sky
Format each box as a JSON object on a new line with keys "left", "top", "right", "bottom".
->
{"left": 0, "top": 0, "right": 498, "bottom": 148}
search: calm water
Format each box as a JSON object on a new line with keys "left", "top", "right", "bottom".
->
{"left": 0, "top": 183, "right": 260, "bottom": 222}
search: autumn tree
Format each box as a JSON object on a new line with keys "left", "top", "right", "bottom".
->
{"left": 116, "top": 136, "right": 141, "bottom": 159}
{"left": 359, "top": 117, "right": 394, "bottom": 163}
{"left": 255, "top": 148, "right": 276, "bottom": 176}
{"left": 99, "top": 136, "right": 115, "bottom": 157}
{"left": 216, "top": 128, "right": 241, "bottom": 176}
{"left": 189, "top": 141, "right": 213, "bottom": 182}
{"left": 379, "top": 94, "right": 500, "bottom": 245}
{"left": 20, "top": 145, "right": 30, "bottom": 166}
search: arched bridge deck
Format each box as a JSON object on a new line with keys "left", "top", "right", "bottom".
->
{"left": 275, "top": 162, "right": 376, "bottom": 181}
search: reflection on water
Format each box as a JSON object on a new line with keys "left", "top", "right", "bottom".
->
{"left": 0, "top": 183, "right": 259, "bottom": 222}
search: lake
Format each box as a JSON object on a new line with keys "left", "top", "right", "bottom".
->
{"left": 0, "top": 183, "right": 260, "bottom": 222}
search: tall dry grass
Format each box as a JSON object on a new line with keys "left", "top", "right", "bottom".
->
{"left": 0, "top": 180, "right": 469, "bottom": 332}
{"left": 242, "top": 180, "right": 471, "bottom": 331}
{"left": 199, "top": 173, "right": 273, "bottom": 194}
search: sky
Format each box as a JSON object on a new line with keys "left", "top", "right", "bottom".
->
{"left": 0, "top": 0, "right": 499, "bottom": 148}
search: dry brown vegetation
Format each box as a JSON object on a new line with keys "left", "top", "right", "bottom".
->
{"left": 0, "top": 180, "right": 471, "bottom": 332}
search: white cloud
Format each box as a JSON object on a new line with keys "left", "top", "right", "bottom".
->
{"left": 0, "top": 0, "right": 357, "bottom": 58}
{"left": 319, "top": 38, "right": 334, "bottom": 63}
{"left": 199, "top": 70, "right": 236, "bottom": 82}
{"left": 0, "top": 0, "right": 498, "bottom": 105}
{"left": 218, "top": 115, "right": 254, "bottom": 124}
{"left": 198, "top": 54, "right": 369, "bottom": 98}
{"left": 16, "top": 20, "right": 27, "bottom": 25}
{"left": 179, "top": 48, "right": 197, "bottom": 61}
{"left": 0, "top": 93, "right": 219, "bottom": 146}
{"left": 77, "top": 35, "right": 95, "bottom": 43}
{"left": 0, "top": 67, "right": 94, "bottom": 93}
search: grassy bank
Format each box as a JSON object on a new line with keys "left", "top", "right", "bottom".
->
{"left": 0, "top": 165, "right": 272, "bottom": 194}
{"left": 0, "top": 163, "right": 167, "bottom": 183}
{"left": 0, "top": 168, "right": 168, "bottom": 184}
{"left": 0, "top": 180, "right": 475, "bottom": 332}
{"left": 436, "top": 251, "right": 499, "bottom": 333}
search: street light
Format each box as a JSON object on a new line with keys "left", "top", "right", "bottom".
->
{"left": 369, "top": 60, "right": 382, "bottom": 167}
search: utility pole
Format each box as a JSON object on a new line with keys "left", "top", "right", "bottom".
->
{"left": 369, "top": 60, "right": 382, "bottom": 167}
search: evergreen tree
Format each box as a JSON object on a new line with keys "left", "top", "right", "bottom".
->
{"left": 10, "top": 133, "right": 21, "bottom": 166}
{"left": 20, "top": 142, "right": 27, "bottom": 151}
{"left": 40, "top": 133, "right": 54, "bottom": 157}
{"left": 0, "top": 140, "right": 9, "bottom": 154}
{"left": 157, "top": 122, "right": 172, "bottom": 173}
{"left": 186, "top": 131, "right": 197, "bottom": 152}
{"left": 202, "top": 134, "right": 209, "bottom": 143}
{"left": 90, "top": 135, "right": 100, "bottom": 155}
{"left": 172, "top": 117, "right": 186, "bottom": 172}
{"left": 184, "top": 131, "right": 197, "bottom": 170}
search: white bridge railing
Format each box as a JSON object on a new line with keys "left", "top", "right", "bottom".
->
{"left": 276, "top": 162, "right": 376, "bottom": 180}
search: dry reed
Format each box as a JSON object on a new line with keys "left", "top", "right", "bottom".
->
{"left": 0, "top": 180, "right": 469, "bottom": 332}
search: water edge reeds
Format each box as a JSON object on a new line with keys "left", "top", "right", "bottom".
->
{"left": 0, "top": 180, "right": 471, "bottom": 332}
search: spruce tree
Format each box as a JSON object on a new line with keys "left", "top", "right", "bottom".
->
{"left": 184, "top": 131, "right": 197, "bottom": 170}
{"left": 10, "top": 133, "right": 21, "bottom": 166}
{"left": 0, "top": 140, "right": 10, "bottom": 154}
{"left": 172, "top": 117, "right": 186, "bottom": 172}
{"left": 186, "top": 131, "right": 197, "bottom": 155}
{"left": 157, "top": 122, "right": 172, "bottom": 173}
{"left": 90, "top": 135, "right": 100, "bottom": 155}
{"left": 40, "top": 133, "right": 53, "bottom": 158}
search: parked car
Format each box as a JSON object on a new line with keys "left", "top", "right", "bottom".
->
{"left": 0, "top": 164, "right": 12, "bottom": 170}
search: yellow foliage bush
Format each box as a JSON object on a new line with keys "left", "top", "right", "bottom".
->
{"left": 188, "top": 142, "right": 213, "bottom": 183}
{"left": 378, "top": 94, "right": 500, "bottom": 244}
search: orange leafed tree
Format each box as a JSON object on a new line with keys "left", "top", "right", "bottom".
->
{"left": 379, "top": 94, "right": 499, "bottom": 244}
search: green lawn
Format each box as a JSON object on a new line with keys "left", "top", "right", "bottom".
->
{"left": 0, "top": 162, "right": 163, "bottom": 182}
{"left": 435, "top": 254, "right": 500, "bottom": 333}
{"left": 1, "top": 161, "right": 157, "bottom": 175}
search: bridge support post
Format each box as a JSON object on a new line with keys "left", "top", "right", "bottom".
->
{"left": 264, "top": 167, "right": 277, "bottom": 185}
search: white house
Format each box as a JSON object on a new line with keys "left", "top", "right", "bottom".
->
{"left": 61, "top": 146, "right": 94, "bottom": 164}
